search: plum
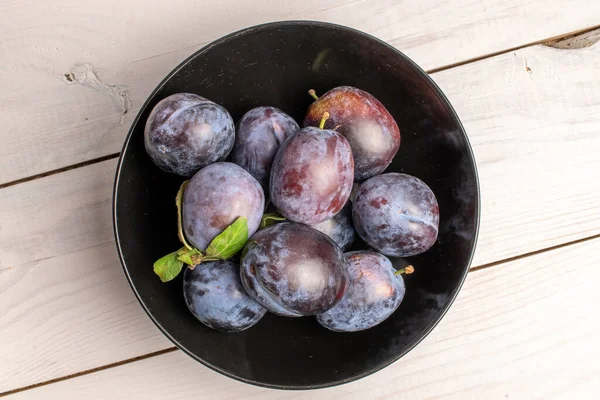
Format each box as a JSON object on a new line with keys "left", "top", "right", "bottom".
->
{"left": 183, "top": 162, "right": 264, "bottom": 251}
{"left": 183, "top": 259, "right": 266, "bottom": 332}
{"left": 145, "top": 93, "right": 235, "bottom": 177}
{"left": 310, "top": 203, "right": 356, "bottom": 251}
{"left": 352, "top": 173, "right": 439, "bottom": 257}
{"left": 232, "top": 107, "right": 299, "bottom": 191}
{"left": 304, "top": 87, "right": 400, "bottom": 180}
{"left": 316, "top": 251, "right": 407, "bottom": 332}
{"left": 240, "top": 222, "right": 348, "bottom": 316}
{"left": 270, "top": 114, "right": 354, "bottom": 225}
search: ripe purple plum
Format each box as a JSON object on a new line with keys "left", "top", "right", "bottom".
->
{"left": 304, "top": 86, "right": 400, "bottom": 180}
{"left": 232, "top": 107, "right": 299, "bottom": 191}
{"left": 183, "top": 259, "right": 266, "bottom": 332}
{"left": 240, "top": 222, "right": 348, "bottom": 316}
{"left": 145, "top": 93, "right": 235, "bottom": 177}
{"left": 352, "top": 173, "right": 439, "bottom": 257}
{"left": 310, "top": 203, "right": 356, "bottom": 251}
{"left": 183, "top": 162, "right": 264, "bottom": 251}
{"left": 270, "top": 115, "right": 354, "bottom": 225}
{"left": 316, "top": 251, "right": 407, "bottom": 332}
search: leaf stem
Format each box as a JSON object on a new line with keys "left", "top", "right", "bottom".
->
{"left": 155, "top": 208, "right": 249, "bottom": 282}
{"left": 260, "top": 212, "right": 286, "bottom": 229}
{"left": 176, "top": 180, "right": 193, "bottom": 250}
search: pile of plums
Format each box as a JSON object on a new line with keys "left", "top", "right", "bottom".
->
{"left": 145, "top": 87, "right": 439, "bottom": 332}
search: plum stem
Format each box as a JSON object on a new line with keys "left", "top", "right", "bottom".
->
{"left": 308, "top": 89, "right": 319, "bottom": 100}
{"left": 319, "top": 112, "right": 330, "bottom": 129}
{"left": 395, "top": 265, "right": 414, "bottom": 276}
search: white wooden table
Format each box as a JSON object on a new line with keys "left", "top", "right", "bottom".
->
{"left": 1, "top": 1, "right": 600, "bottom": 398}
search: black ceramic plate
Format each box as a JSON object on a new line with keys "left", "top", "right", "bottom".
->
{"left": 113, "top": 21, "right": 480, "bottom": 390}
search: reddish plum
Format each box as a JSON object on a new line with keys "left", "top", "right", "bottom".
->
{"left": 240, "top": 222, "right": 348, "bottom": 316}
{"left": 304, "top": 86, "right": 400, "bottom": 180}
{"left": 270, "top": 116, "right": 354, "bottom": 225}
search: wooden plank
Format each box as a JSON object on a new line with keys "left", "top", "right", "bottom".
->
{"left": 433, "top": 40, "right": 600, "bottom": 266}
{"left": 1, "top": 0, "right": 599, "bottom": 185}
{"left": 2, "top": 41, "right": 600, "bottom": 392}
{"left": 0, "top": 160, "right": 173, "bottom": 393}
{"left": 7, "top": 237, "right": 600, "bottom": 399}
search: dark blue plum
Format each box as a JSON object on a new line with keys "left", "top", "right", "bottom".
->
{"left": 270, "top": 126, "right": 354, "bottom": 225}
{"left": 240, "top": 222, "right": 348, "bottom": 316}
{"left": 183, "top": 162, "right": 264, "bottom": 251}
{"left": 310, "top": 203, "right": 356, "bottom": 251}
{"left": 316, "top": 251, "right": 405, "bottom": 332}
{"left": 232, "top": 107, "right": 299, "bottom": 191}
{"left": 145, "top": 93, "right": 235, "bottom": 177}
{"left": 352, "top": 173, "right": 439, "bottom": 257}
{"left": 183, "top": 260, "right": 266, "bottom": 332}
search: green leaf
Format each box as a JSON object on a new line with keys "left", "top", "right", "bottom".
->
{"left": 204, "top": 216, "right": 249, "bottom": 260}
{"left": 154, "top": 249, "right": 185, "bottom": 283}
{"left": 176, "top": 180, "right": 193, "bottom": 250}
{"left": 177, "top": 252, "right": 194, "bottom": 265}
{"left": 259, "top": 212, "right": 286, "bottom": 229}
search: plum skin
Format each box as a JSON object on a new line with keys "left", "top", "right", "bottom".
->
{"left": 316, "top": 251, "right": 406, "bottom": 332}
{"left": 304, "top": 86, "right": 400, "bottom": 181}
{"left": 145, "top": 93, "right": 235, "bottom": 177}
{"left": 232, "top": 106, "right": 299, "bottom": 191}
{"left": 310, "top": 202, "right": 356, "bottom": 251}
{"left": 352, "top": 173, "right": 439, "bottom": 257}
{"left": 240, "top": 222, "right": 348, "bottom": 316}
{"left": 183, "top": 162, "right": 265, "bottom": 251}
{"left": 183, "top": 259, "right": 266, "bottom": 332}
{"left": 270, "top": 126, "right": 354, "bottom": 225}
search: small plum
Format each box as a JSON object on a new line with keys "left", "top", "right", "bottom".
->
{"left": 310, "top": 203, "right": 356, "bottom": 251}
{"left": 145, "top": 93, "right": 235, "bottom": 177}
{"left": 184, "top": 259, "right": 266, "bottom": 332}
{"left": 232, "top": 106, "right": 299, "bottom": 191}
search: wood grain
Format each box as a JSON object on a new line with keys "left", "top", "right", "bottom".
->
{"left": 7, "top": 237, "right": 600, "bottom": 400}
{"left": 2, "top": 39, "right": 600, "bottom": 393}
{"left": 434, "top": 40, "right": 600, "bottom": 266}
{"left": 0, "top": 160, "right": 173, "bottom": 393}
{"left": 1, "top": 0, "right": 599, "bottom": 184}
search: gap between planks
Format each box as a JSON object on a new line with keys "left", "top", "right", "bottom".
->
{"left": 0, "top": 348, "right": 178, "bottom": 398}
{"left": 0, "top": 25, "right": 599, "bottom": 191}
{"left": 470, "top": 232, "right": 600, "bottom": 273}
{"left": 427, "top": 24, "right": 600, "bottom": 73}
{"left": 2, "top": 231, "right": 600, "bottom": 398}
